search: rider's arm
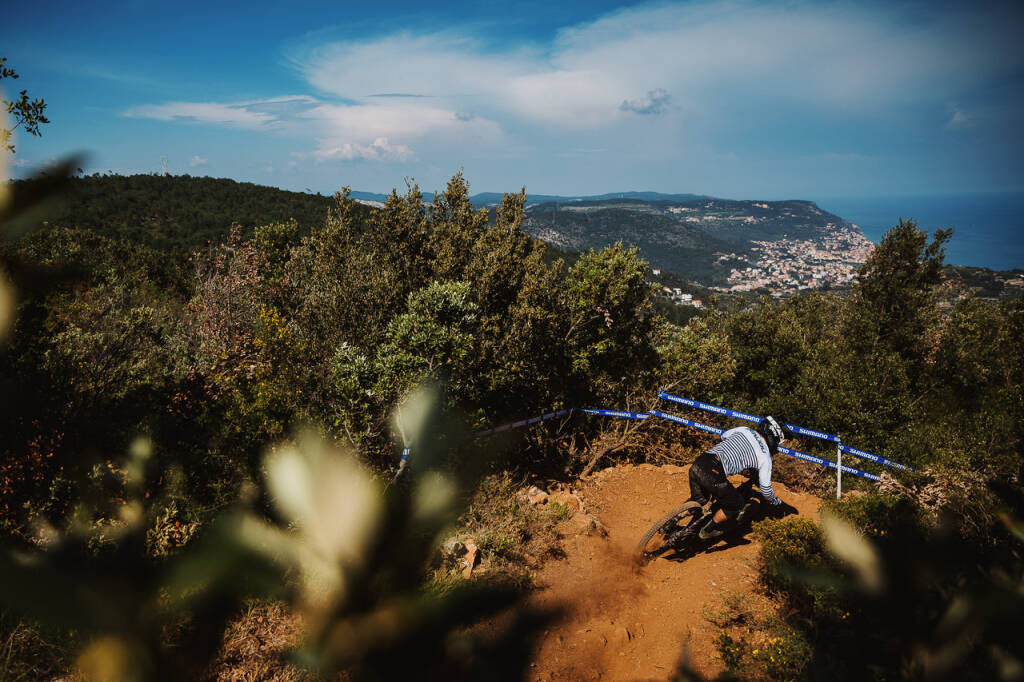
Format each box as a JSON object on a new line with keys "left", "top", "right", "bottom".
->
{"left": 758, "top": 461, "right": 782, "bottom": 505}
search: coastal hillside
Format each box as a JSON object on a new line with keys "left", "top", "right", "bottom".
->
{"left": 523, "top": 198, "right": 874, "bottom": 289}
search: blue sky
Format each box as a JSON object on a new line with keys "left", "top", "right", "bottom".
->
{"left": 3, "top": 0, "right": 1022, "bottom": 199}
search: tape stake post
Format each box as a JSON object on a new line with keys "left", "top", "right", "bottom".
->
{"left": 836, "top": 442, "right": 842, "bottom": 499}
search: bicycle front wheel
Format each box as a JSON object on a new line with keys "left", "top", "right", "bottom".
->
{"left": 636, "top": 500, "right": 702, "bottom": 558}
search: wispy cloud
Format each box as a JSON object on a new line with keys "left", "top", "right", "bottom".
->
{"left": 367, "top": 93, "right": 431, "bottom": 98}
{"left": 946, "top": 105, "right": 975, "bottom": 129}
{"left": 189, "top": 155, "right": 208, "bottom": 167}
{"left": 124, "top": 96, "right": 317, "bottom": 130}
{"left": 620, "top": 89, "right": 671, "bottom": 115}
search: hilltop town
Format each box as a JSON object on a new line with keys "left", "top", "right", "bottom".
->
{"left": 713, "top": 223, "right": 875, "bottom": 294}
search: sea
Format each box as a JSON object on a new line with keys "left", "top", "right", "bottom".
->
{"left": 814, "top": 192, "right": 1024, "bottom": 272}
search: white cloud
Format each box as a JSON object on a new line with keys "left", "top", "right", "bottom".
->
{"left": 125, "top": 1, "right": 1021, "bottom": 170}
{"left": 189, "top": 155, "right": 208, "bottom": 167}
{"left": 309, "top": 137, "right": 412, "bottom": 162}
{"left": 294, "top": 1, "right": 1021, "bottom": 128}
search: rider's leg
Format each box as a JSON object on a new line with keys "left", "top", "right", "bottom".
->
{"left": 687, "top": 452, "right": 718, "bottom": 506}
{"left": 690, "top": 453, "right": 743, "bottom": 516}
{"left": 696, "top": 461, "right": 745, "bottom": 540}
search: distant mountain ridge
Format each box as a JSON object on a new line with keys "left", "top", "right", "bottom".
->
{"left": 344, "top": 189, "right": 710, "bottom": 207}
{"left": 471, "top": 191, "right": 710, "bottom": 206}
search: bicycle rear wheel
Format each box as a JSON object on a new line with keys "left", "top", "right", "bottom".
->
{"left": 636, "top": 500, "right": 702, "bottom": 558}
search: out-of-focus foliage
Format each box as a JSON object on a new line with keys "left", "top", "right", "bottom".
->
{"left": 0, "top": 394, "right": 550, "bottom": 681}
{"left": 749, "top": 480, "right": 1024, "bottom": 680}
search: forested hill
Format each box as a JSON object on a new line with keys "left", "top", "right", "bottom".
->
{"left": 22, "top": 174, "right": 339, "bottom": 254}
{"left": 522, "top": 198, "right": 864, "bottom": 285}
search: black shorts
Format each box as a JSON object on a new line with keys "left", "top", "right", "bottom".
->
{"left": 688, "top": 451, "right": 745, "bottom": 519}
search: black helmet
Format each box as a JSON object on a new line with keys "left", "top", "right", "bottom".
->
{"left": 757, "top": 416, "right": 791, "bottom": 454}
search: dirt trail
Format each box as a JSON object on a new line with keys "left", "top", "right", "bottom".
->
{"left": 524, "top": 463, "right": 821, "bottom": 681}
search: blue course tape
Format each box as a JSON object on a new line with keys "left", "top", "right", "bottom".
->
{"left": 780, "top": 445, "right": 880, "bottom": 481}
{"left": 580, "top": 409, "right": 650, "bottom": 420}
{"left": 784, "top": 423, "right": 842, "bottom": 444}
{"left": 658, "top": 392, "right": 843, "bottom": 444}
{"left": 652, "top": 409, "right": 880, "bottom": 482}
{"left": 658, "top": 392, "right": 761, "bottom": 424}
{"left": 473, "top": 408, "right": 574, "bottom": 439}
{"left": 650, "top": 410, "right": 725, "bottom": 436}
{"left": 839, "top": 444, "right": 914, "bottom": 472}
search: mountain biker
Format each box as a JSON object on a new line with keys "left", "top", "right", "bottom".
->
{"left": 680, "top": 416, "right": 798, "bottom": 542}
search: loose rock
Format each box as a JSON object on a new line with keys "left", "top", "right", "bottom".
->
{"left": 442, "top": 537, "right": 467, "bottom": 557}
{"left": 526, "top": 485, "right": 550, "bottom": 505}
{"left": 573, "top": 513, "right": 608, "bottom": 537}
{"left": 551, "top": 491, "right": 582, "bottom": 512}
{"left": 462, "top": 540, "right": 479, "bottom": 578}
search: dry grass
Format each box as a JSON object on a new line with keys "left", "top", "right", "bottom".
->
{"left": 445, "top": 472, "right": 567, "bottom": 586}
{"left": 207, "top": 600, "right": 313, "bottom": 681}
{"left": 0, "top": 615, "right": 78, "bottom": 682}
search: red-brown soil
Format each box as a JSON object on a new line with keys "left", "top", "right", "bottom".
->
{"left": 523, "top": 463, "right": 822, "bottom": 681}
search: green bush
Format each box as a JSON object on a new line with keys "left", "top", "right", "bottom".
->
{"left": 753, "top": 516, "right": 828, "bottom": 590}
{"left": 748, "top": 625, "right": 810, "bottom": 682}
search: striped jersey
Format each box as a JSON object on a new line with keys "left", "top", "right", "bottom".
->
{"left": 709, "top": 427, "right": 781, "bottom": 505}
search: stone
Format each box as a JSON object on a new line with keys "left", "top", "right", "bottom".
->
{"left": 526, "top": 485, "right": 550, "bottom": 505}
{"left": 573, "top": 513, "right": 608, "bottom": 537}
{"left": 462, "top": 540, "right": 479, "bottom": 578}
{"left": 442, "top": 537, "right": 467, "bottom": 557}
{"left": 550, "top": 491, "right": 582, "bottom": 512}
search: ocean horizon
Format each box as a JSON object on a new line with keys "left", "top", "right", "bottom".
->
{"left": 815, "top": 191, "right": 1024, "bottom": 272}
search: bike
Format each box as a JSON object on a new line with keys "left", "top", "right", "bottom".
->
{"left": 636, "top": 479, "right": 767, "bottom": 562}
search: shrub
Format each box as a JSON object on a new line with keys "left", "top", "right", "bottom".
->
{"left": 753, "top": 516, "right": 828, "bottom": 592}
{"left": 748, "top": 626, "right": 811, "bottom": 682}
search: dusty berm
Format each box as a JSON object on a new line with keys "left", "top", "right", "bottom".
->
{"left": 514, "top": 462, "right": 821, "bottom": 680}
